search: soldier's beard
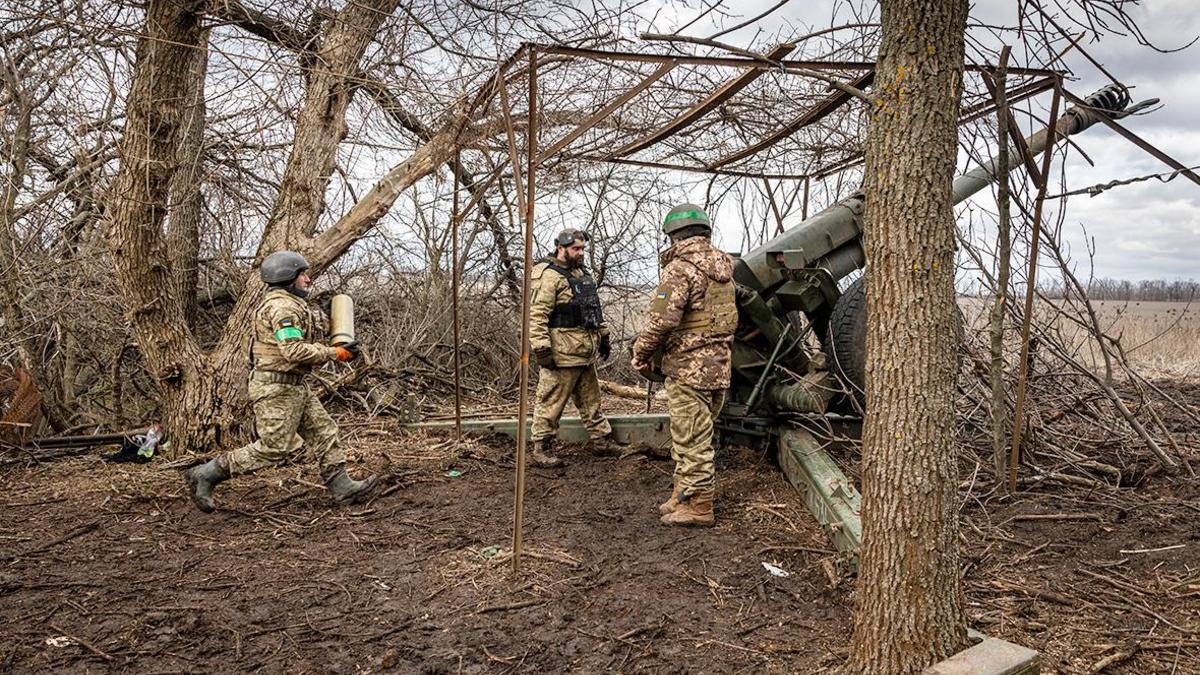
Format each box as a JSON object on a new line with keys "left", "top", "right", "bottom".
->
{"left": 286, "top": 286, "right": 310, "bottom": 299}
{"left": 566, "top": 253, "right": 584, "bottom": 268}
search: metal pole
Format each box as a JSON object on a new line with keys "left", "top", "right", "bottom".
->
{"left": 801, "top": 175, "right": 811, "bottom": 220}
{"left": 1008, "top": 80, "right": 1061, "bottom": 494}
{"left": 451, "top": 147, "right": 463, "bottom": 440}
{"left": 745, "top": 324, "right": 791, "bottom": 412}
{"left": 511, "top": 47, "right": 537, "bottom": 573}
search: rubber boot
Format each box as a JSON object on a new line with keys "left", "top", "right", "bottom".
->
{"left": 587, "top": 433, "right": 627, "bottom": 457}
{"left": 659, "top": 490, "right": 714, "bottom": 527}
{"left": 185, "top": 455, "right": 230, "bottom": 514}
{"left": 658, "top": 480, "right": 683, "bottom": 515}
{"left": 529, "top": 438, "right": 564, "bottom": 468}
{"left": 321, "top": 463, "right": 379, "bottom": 504}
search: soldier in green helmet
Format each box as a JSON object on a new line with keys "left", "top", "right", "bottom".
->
{"left": 184, "top": 250, "right": 378, "bottom": 513}
{"left": 631, "top": 204, "right": 737, "bottom": 527}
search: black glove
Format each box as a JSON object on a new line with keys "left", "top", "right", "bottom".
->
{"left": 533, "top": 347, "right": 556, "bottom": 369}
{"left": 598, "top": 335, "right": 611, "bottom": 361}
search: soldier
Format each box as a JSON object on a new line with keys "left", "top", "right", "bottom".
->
{"left": 184, "top": 251, "right": 378, "bottom": 513}
{"left": 528, "top": 228, "right": 624, "bottom": 468}
{"left": 631, "top": 205, "right": 736, "bottom": 527}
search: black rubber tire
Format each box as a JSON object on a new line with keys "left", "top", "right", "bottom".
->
{"left": 822, "top": 276, "right": 867, "bottom": 410}
{"left": 820, "top": 275, "right": 965, "bottom": 413}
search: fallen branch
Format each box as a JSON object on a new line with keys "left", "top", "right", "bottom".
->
{"left": 47, "top": 624, "right": 114, "bottom": 662}
{"left": 476, "top": 598, "right": 545, "bottom": 614}
{"left": 11, "top": 520, "right": 100, "bottom": 559}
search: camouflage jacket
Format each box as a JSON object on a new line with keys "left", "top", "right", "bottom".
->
{"left": 529, "top": 258, "right": 609, "bottom": 367}
{"left": 250, "top": 288, "right": 339, "bottom": 375}
{"left": 632, "top": 236, "right": 736, "bottom": 390}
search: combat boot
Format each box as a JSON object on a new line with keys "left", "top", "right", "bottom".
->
{"left": 321, "top": 464, "right": 379, "bottom": 504}
{"left": 529, "top": 438, "right": 564, "bottom": 468}
{"left": 185, "top": 455, "right": 230, "bottom": 514}
{"left": 587, "top": 433, "right": 627, "bottom": 457}
{"left": 659, "top": 490, "right": 714, "bottom": 528}
{"left": 658, "top": 480, "right": 683, "bottom": 515}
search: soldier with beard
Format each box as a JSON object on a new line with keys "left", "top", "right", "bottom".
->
{"left": 632, "top": 205, "right": 737, "bottom": 527}
{"left": 527, "top": 229, "right": 624, "bottom": 468}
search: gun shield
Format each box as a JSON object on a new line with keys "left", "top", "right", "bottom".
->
{"left": 329, "top": 294, "right": 355, "bottom": 346}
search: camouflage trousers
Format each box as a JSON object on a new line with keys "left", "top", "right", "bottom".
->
{"left": 227, "top": 379, "right": 345, "bottom": 475}
{"left": 531, "top": 364, "right": 612, "bottom": 442}
{"left": 665, "top": 379, "right": 726, "bottom": 496}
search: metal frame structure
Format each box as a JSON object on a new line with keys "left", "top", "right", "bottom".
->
{"left": 431, "top": 41, "right": 1197, "bottom": 570}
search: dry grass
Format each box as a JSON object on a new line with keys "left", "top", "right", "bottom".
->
{"left": 960, "top": 297, "right": 1200, "bottom": 381}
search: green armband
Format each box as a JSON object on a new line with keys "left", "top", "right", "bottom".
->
{"left": 274, "top": 326, "right": 304, "bottom": 342}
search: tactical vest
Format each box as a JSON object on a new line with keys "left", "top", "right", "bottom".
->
{"left": 677, "top": 268, "right": 738, "bottom": 338}
{"left": 545, "top": 261, "right": 604, "bottom": 330}
{"left": 249, "top": 292, "right": 314, "bottom": 372}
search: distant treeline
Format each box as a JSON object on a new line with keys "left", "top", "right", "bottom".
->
{"left": 1041, "top": 278, "right": 1200, "bottom": 302}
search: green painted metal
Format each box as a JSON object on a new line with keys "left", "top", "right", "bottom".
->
{"left": 776, "top": 427, "right": 862, "bottom": 567}
{"left": 406, "top": 414, "right": 672, "bottom": 447}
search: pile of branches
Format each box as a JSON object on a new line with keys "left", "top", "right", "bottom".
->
{"left": 956, "top": 217, "right": 1196, "bottom": 494}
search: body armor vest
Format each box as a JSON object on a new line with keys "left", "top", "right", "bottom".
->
{"left": 249, "top": 292, "right": 316, "bottom": 373}
{"left": 545, "top": 261, "right": 604, "bottom": 330}
{"left": 677, "top": 267, "right": 738, "bottom": 338}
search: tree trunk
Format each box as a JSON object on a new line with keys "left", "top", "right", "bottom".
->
{"left": 256, "top": 0, "right": 402, "bottom": 254}
{"left": 990, "top": 49, "right": 1012, "bottom": 491}
{"left": 167, "top": 28, "right": 210, "bottom": 325}
{"left": 103, "top": 0, "right": 217, "bottom": 455}
{"left": 849, "top": 0, "right": 970, "bottom": 672}
{"left": 106, "top": 0, "right": 488, "bottom": 455}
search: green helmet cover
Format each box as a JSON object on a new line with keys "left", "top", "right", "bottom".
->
{"left": 662, "top": 203, "right": 711, "bottom": 235}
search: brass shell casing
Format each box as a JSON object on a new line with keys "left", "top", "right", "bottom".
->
{"left": 329, "top": 294, "right": 355, "bottom": 346}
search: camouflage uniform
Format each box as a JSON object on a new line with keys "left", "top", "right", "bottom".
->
{"left": 632, "top": 236, "right": 737, "bottom": 496}
{"left": 529, "top": 258, "right": 612, "bottom": 443}
{"left": 227, "top": 288, "right": 345, "bottom": 475}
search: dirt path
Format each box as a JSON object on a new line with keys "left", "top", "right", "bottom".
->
{"left": 2, "top": 420, "right": 1197, "bottom": 672}
{"left": 0, "top": 431, "right": 849, "bottom": 672}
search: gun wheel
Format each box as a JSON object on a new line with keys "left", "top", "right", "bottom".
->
{"left": 823, "top": 276, "right": 868, "bottom": 412}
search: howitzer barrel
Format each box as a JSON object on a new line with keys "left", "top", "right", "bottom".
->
{"left": 735, "top": 85, "right": 1137, "bottom": 296}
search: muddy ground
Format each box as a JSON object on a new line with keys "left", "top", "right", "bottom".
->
{"left": 1, "top": 415, "right": 1197, "bottom": 673}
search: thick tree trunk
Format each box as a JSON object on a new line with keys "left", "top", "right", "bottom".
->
{"left": 167, "top": 28, "right": 210, "bottom": 325}
{"left": 103, "top": 0, "right": 221, "bottom": 455}
{"left": 848, "top": 0, "right": 970, "bottom": 672}
{"left": 256, "top": 0, "right": 401, "bottom": 253}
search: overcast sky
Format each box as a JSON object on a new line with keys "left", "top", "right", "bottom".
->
{"left": 642, "top": 0, "right": 1199, "bottom": 282}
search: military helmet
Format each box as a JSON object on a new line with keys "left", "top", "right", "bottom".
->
{"left": 662, "top": 203, "right": 711, "bottom": 235}
{"left": 260, "top": 250, "right": 310, "bottom": 284}
{"left": 554, "top": 228, "right": 589, "bottom": 248}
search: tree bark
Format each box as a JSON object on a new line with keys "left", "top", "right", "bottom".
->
{"left": 103, "top": 0, "right": 217, "bottom": 454}
{"left": 167, "top": 28, "right": 210, "bottom": 325}
{"left": 256, "top": 0, "right": 402, "bottom": 253}
{"left": 106, "top": 0, "right": 496, "bottom": 455}
{"left": 849, "top": 0, "right": 970, "bottom": 672}
{"left": 989, "top": 48, "right": 1012, "bottom": 491}
{"left": 211, "top": 0, "right": 522, "bottom": 302}
{"left": 197, "top": 0, "right": 404, "bottom": 446}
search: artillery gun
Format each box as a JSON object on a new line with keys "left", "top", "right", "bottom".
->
{"left": 721, "top": 84, "right": 1146, "bottom": 426}
{"left": 412, "top": 84, "right": 1152, "bottom": 563}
